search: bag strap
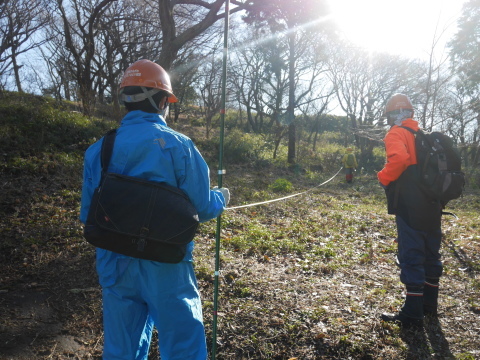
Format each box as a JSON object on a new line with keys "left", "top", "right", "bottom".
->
{"left": 399, "top": 125, "right": 418, "bottom": 136}
{"left": 98, "top": 128, "right": 184, "bottom": 196}
{"left": 399, "top": 125, "right": 429, "bottom": 146}
{"left": 400, "top": 126, "right": 435, "bottom": 178}
{"left": 101, "top": 129, "right": 117, "bottom": 173}
{"left": 394, "top": 126, "right": 419, "bottom": 209}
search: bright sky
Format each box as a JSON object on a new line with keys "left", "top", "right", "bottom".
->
{"left": 326, "top": 0, "right": 467, "bottom": 60}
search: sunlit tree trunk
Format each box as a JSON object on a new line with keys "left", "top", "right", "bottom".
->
{"left": 287, "top": 27, "right": 296, "bottom": 164}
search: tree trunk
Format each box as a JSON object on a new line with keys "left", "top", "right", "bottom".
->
{"left": 79, "top": 79, "right": 95, "bottom": 117}
{"left": 287, "top": 124, "right": 296, "bottom": 163}
{"left": 157, "top": 0, "right": 226, "bottom": 70}
{"left": 312, "top": 118, "right": 320, "bottom": 151}
{"left": 63, "top": 72, "right": 71, "bottom": 101}
{"left": 157, "top": 0, "right": 180, "bottom": 69}
{"left": 472, "top": 113, "right": 480, "bottom": 167}
{"left": 110, "top": 82, "right": 121, "bottom": 121}
{"left": 172, "top": 103, "right": 181, "bottom": 123}
{"left": 246, "top": 105, "right": 257, "bottom": 132}
{"left": 287, "top": 28, "right": 296, "bottom": 164}
{"left": 350, "top": 114, "right": 361, "bottom": 149}
{"left": 273, "top": 126, "right": 285, "bottom": 160}
{"left": 11, "top": 48, "right": 23, "bottom": 92}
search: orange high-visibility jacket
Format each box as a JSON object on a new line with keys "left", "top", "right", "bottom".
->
{"left": 377, "top": 119, "right": 419, "bottom": 186}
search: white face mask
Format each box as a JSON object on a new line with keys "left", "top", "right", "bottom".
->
{"left": 159, "top": 106, "right": 169, "bottom": 119}
{"left": 388, "top": 109, "right": 413, "bottom": 126}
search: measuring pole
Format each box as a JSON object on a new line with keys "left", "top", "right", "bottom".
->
{"left": 212, "top": 0, "right": 230, "bottom": 359}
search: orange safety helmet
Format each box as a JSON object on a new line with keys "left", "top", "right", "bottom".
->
{"left": 119, "top": 59, "right": 178, "bottom": 103}
{"left": 384, "top": 93, "right": 413, "bottom": 114}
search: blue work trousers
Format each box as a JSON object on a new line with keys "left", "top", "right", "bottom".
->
{"left": 396, "top": 215, "right": 443, "bottom": 287}
{"left": 100, "top": 258, "right": 207, "bottom": 360}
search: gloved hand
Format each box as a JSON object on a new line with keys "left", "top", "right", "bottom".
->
{"left": 214, "top": 187, "right": 230, "bottom": 206}
{"left": 379, "top": 182, "right": 388, "bottom": 190}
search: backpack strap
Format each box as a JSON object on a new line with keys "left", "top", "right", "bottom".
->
{"left": 399, "top": 126, "right": 430, "bottom": 147}
{"left": 100, "top": 129, "right": 117, "bottom": 174}
{"left": 400, "top": 126, "right": 433, "bottom": 174}
{"left": 399, "top": 125, "right": 418, "bottom": 136}
{"left": 393, "top": 126, "right": 419, "bottom": 210}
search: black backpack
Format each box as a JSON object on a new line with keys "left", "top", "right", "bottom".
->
{"left": 401, "top": 126, "right": 465, "bottom": 204}
{"left": 83, "top": 129, "right": 199, "bottom": 263}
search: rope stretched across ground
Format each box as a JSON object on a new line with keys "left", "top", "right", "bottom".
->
{"left": 225, "top": 167, "right": 344, "bottom": 210}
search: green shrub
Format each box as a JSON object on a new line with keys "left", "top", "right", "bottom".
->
{"left": 222, "top": 129, "right": 268, "bottom": 163}
{"left": 190, "top": 117, "right": 205, "bottom": 127}
{"left": 465, "top": 168, "right": 480, "bottom": 189}
{"left": 269, "top": 178, "right": 293, "bottom": 193}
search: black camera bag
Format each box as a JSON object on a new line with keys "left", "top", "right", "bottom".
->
{"left": 83, "top": 129, "right": 199, "bottom": 263}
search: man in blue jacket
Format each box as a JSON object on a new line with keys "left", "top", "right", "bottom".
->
{"left": 80, "top": 59, "right": 230, "bottom": 359}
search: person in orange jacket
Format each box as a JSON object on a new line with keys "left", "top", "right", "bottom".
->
{"left": 341, "top": 147, "right": 358, "bottom": 183}
{"left": 377, "top": 93, "right": 443, "bottom": 328}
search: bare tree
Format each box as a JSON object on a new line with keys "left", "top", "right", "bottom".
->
{"left": 54, "top": 0, "right": 117, "bottom": 116}
{"left": 0, "top": 0, "right": 49, "bottom": 91}
{"left": 229, "top": 12, "right": 333, "bottom": 160}
{"left": 93, "top": 0, "right": 163, "bottom": 119}
{"left": 448, "top": 0, "right": 480, "bottom": 169}
{"left": 229, "top": 26, "right": 289, "bottom": 146}
{"left": 242, "top": 0, "right": 330, "bottom": 163}
{"left": 39, "top": 45, "right": 76, "bottom": 100}
{"left": 197, "top": 46, "right": 223, "bottom": 139}
{"left": 440, "top": 83, "right": 479, "bottom": 167}
{"left": 327, "top": 43, "right": 423, "bottom": 140}
{"left": 412, "top": 23, "right": 455, "bottom": 131}
{"left": 156, "top": 0, "right": 248, "bottom": 70}
{"left": 298, "top": 83, "right": 333, "bottom": 153}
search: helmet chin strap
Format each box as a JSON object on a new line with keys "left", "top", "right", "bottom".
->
{"left": 119, "top": 87, "right": 161, "bottom": 108}
{"left": 141, "top": 86, "right": 161, "bottom": 112}
{"left": 119, "top": 86, "right": 170, "bottom": 115}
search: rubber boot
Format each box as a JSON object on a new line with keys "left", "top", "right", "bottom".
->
{"left": 424, "top": 278, "right": 439, "bottom": 316}
{"left": 381, "top": 286, "right": 424, "bottom": 328}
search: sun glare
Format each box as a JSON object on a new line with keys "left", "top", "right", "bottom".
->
{"left": 327, "top": 0, "right": 464, "bottom": 58}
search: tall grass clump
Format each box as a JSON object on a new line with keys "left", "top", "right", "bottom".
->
{"left": 269, "top": 178, "right": 293, "bottom": 193}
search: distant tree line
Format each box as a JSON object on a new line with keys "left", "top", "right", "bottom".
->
{"left": 0, "top": 0, "right": 479, "bottom": 167}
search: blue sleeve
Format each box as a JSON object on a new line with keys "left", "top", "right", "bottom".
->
{"left": 80, "top": 142, "right": 102, "bottom": 224}
{"left": 176, "top": 141, "right": 226, "bottom": 222}
{"left": 79, "top": 161, "right": 91, "bottom": 224}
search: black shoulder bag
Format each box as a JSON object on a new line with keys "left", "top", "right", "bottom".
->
{"left": 83, "top": 129, "right": 199, "bottom": 263}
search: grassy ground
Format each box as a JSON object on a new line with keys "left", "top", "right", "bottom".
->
{"left": 1, "top": 93, "right": 479, "bottom": 359}
{"left": 198, "top": 169, "right": 480, "bottom": 360}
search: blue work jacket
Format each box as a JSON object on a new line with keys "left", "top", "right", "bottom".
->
{"left": 80, "top": 111, "right": 226, "bottom": 272}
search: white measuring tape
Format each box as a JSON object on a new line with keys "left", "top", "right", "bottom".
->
{"left": 225, "top": 167, "right": 343, "bottom": 210}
